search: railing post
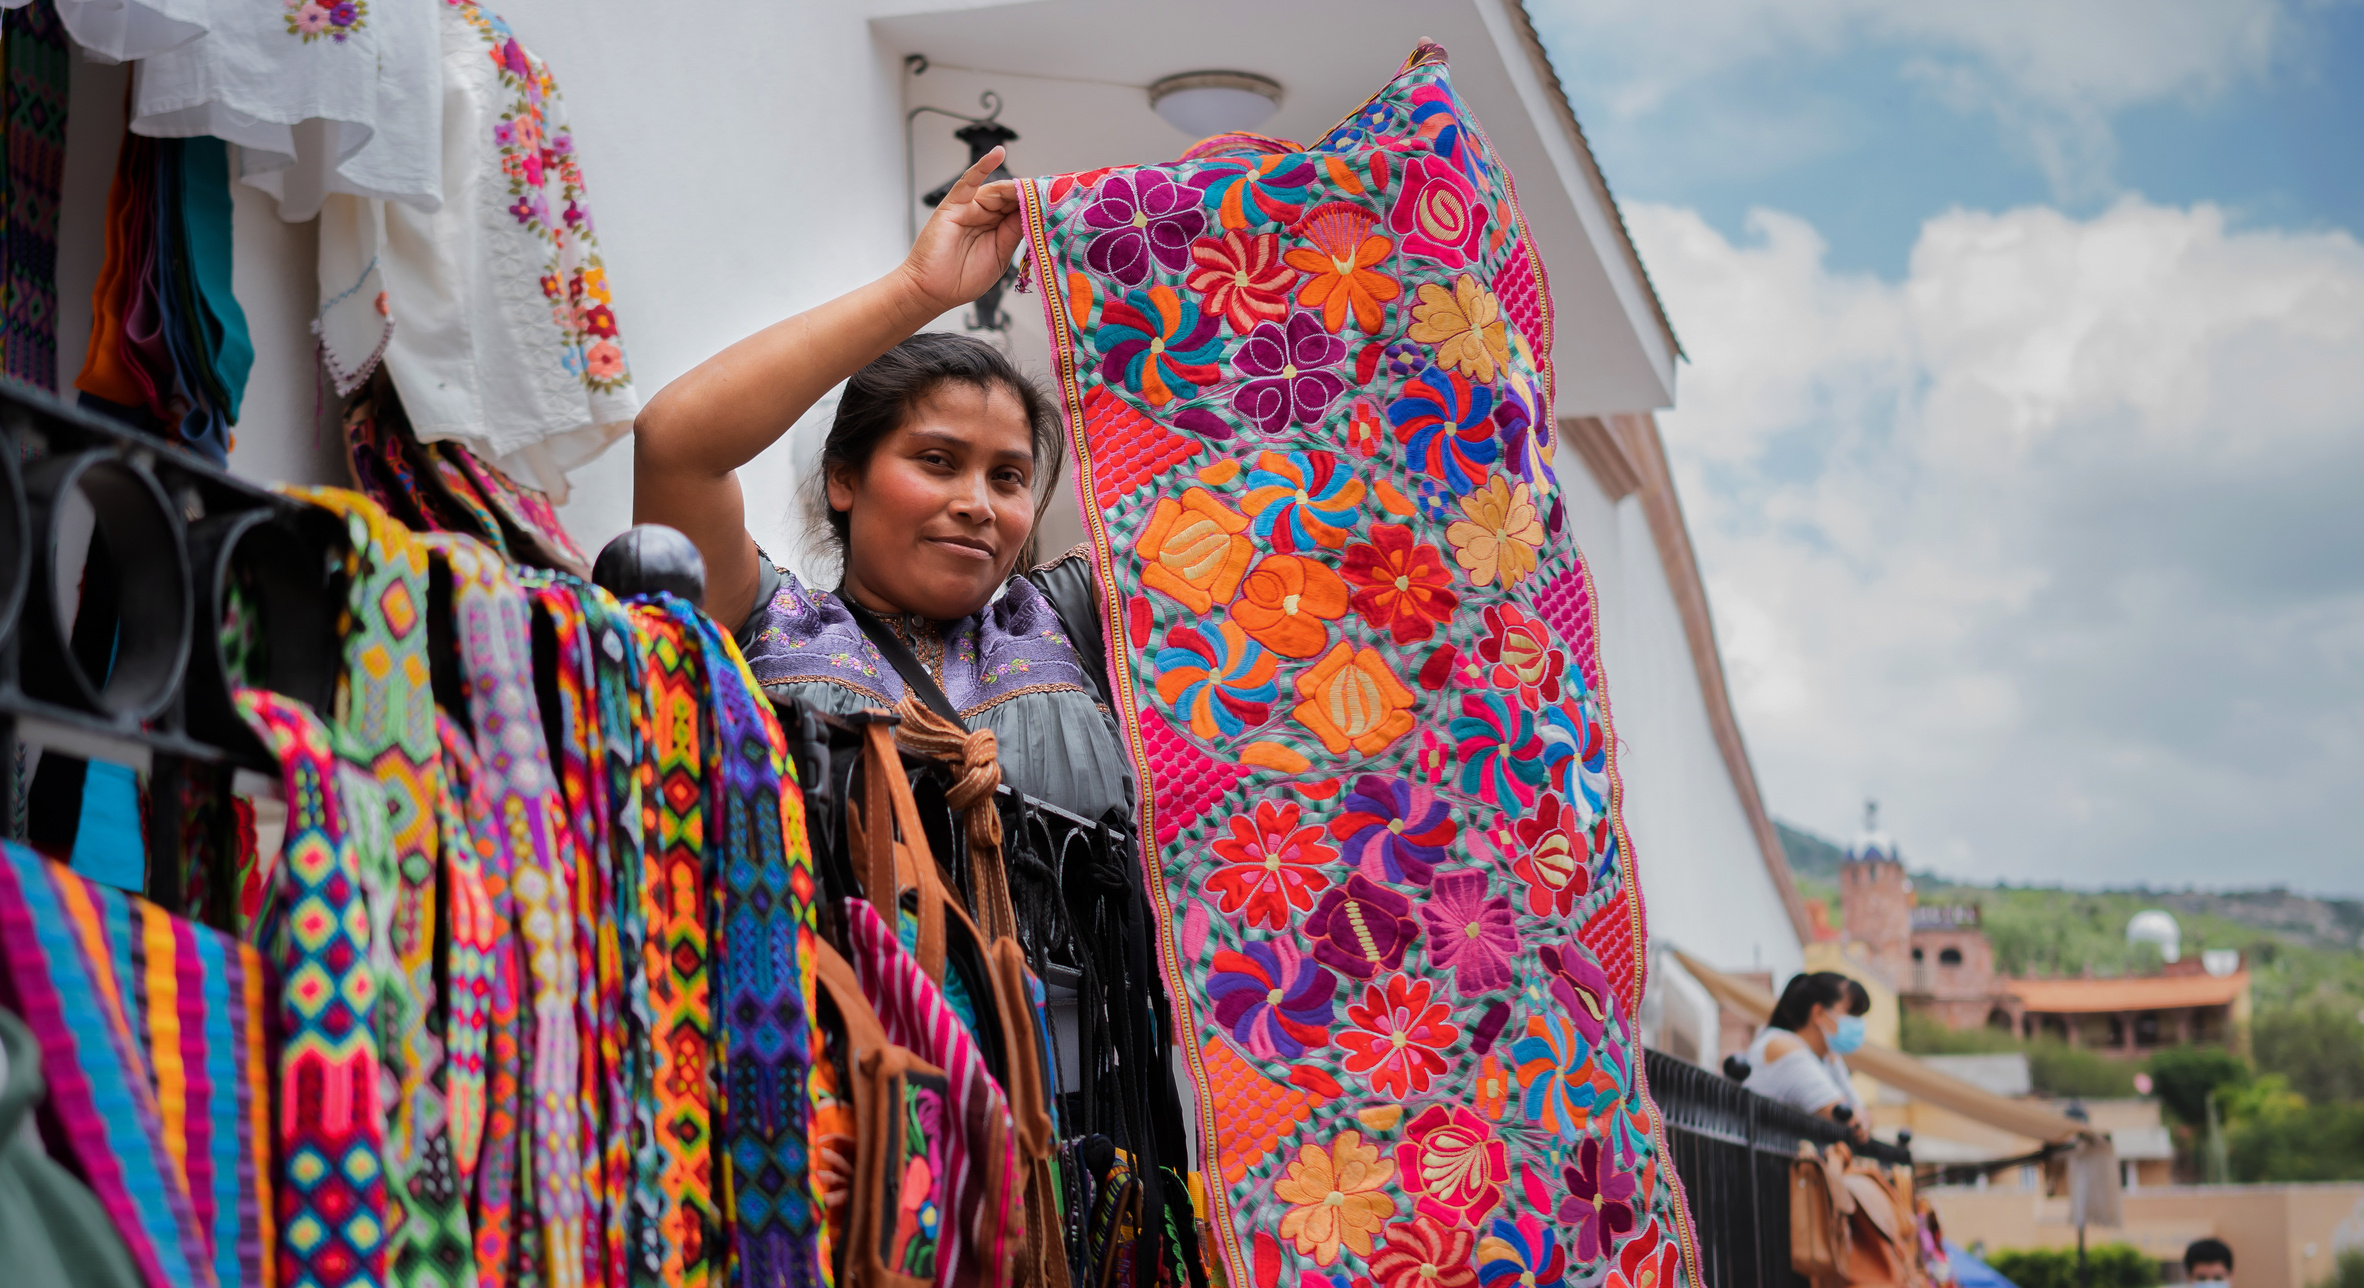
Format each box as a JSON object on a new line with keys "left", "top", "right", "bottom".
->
{"left": 1746, "top": 1087, "right": 1763, "bottom": 1286}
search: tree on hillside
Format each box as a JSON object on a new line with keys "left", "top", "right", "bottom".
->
{"left": 2254, "top": 1002, "right": 2364, "bottom": 1105}
{"left": 2146, "top": 1047, "right": 2249, "bottom": 1126}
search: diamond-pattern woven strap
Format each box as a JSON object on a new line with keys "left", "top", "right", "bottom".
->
{"left": 286, "top": 486, "right": 477, "bottom": 1288}
{"left": 439, "top": 711, "right": 522, "bottom": 1288}
{"left": 235, "top": 687, "right": 389, "bottom": 1288}
{"left": 421, "top": 535, "right": 588, "bottom": 1288}
{"left": 629, "top": 602, "right": 722, "bottom": 1288}
{"left": 660, "top": 599, "right": 822, "bottom": 1288}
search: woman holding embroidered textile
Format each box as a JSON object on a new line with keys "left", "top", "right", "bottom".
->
{"left": 631, "top": 148, "right": 1129, "bottom": 823}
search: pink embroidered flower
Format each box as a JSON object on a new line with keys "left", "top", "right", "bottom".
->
{"left": 1305, "top": 874, "right": 1420, "bottom": 981}
{"left": 1370, "top": 1216, "right": 1480, "bottom": 1288}
{"left": 1420, "top": 869, "right": 1522, "bottom": 997}
{"left": 1206, "top": 800, "right": 1335, "bottom": 930}
{"left": 1387, "top": 152, "right": 1491, "bottom": 268}
{"left": 293, "top": 2, "right": 329, "bottom": 34}
{"left": 1557, "top": 1138, "right": 1637, "bottom": 1264}
{"left": 585, "top": 342, "right": 625, "bottom": 380}
{"left": 1397, "top": 1104, "right": 1509, "bottom": 1228}
{"left": 1536, "top": 942, "right": 1614, "bottom": 1045}
{"left": 1512, "top": 794, "right": 1589, "bottom": 918}
{"left": 1338, "top": 974, "right": 1460, "bottom": 1099}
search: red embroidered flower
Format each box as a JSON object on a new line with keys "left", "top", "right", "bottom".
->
{"left": 1397, "top": 1103, "right": 1509, "bottom": 1228}
{"left": 1478, "top": 604, "right": 1564, "bottom": 709}
{"left": 1340, "top": 522, "right": 1459, "bottom": 645}
{"left": 1187, "top": 230, "right": 1297, "bottom": 335}
{"left": 1206, "top": 800, "right": 1336, "bottom": 930}
{"left": 1338, "top": 974, "right": 1460, "bottom": 1099}
{"left": 1512, "top": 794, "right": 1589, "bottom": 917}
{"left": 1370, "top": 1216, "right": 1480, "bottom": 1288}
{"left": 1387, "top": 152, "right": 1491, "bottom": 268}
{"left": 1604, "top": 1221, "right": 1680, "bottom": 1288}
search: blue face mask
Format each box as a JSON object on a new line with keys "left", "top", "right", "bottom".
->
{"left": 1829, "top": 1014, "right": 1866, "bottom": 1055}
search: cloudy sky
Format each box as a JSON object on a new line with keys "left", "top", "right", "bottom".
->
{"left": 1529, "top": 0, "right": 2364, "bottom": 894}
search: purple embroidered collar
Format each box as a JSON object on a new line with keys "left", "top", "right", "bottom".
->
{"left": 739, "top": 568, "right": 1096, "bottom": 718}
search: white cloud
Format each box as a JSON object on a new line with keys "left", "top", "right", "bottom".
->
{"left": 1631, "top": 197, "right": 2364, "bottom": 892}
{"left": 1531, "top": 0, "right": 2303, "bottom": 197}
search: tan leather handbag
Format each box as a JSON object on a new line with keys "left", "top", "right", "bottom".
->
{"left": 1792, "top": 1141, "right": 1855, "bottom": 1288}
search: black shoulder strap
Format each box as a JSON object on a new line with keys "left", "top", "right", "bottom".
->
{"left": 1024, "top": 549, "right": 1115, "bottom": 711}
{"left": 843, "top": 598, "right": 969, "bottom": 730}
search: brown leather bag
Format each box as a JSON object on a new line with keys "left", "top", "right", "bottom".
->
{"left": 1792, "top": 1141, "right": 1855, "bottom": 1288}
{"left": 851, "top": 710, "right": 1071, "bottom": 1288}
{"left": 815, "top": 939, "right": 948, "bottom": 1288}
{"left": 1839, "top": 1159, "right": 1927, "bottom": 1288}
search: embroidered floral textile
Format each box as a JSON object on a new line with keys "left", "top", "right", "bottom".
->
{"left": 1020, "top": 42, "right": 1695, "bottom": 1288}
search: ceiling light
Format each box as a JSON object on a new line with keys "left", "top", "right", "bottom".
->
{"left": 1149, "top": 71, "right": 1283, "bottom": 137}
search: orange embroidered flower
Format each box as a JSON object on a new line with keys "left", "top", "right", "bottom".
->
{"left": 1273, "top": 1129, "right": 1398, "bottom": 1265}
{"left": 1473, "top": 1053, "right": 1510, "bottom": 1121}
{"left": 1284, "top": 201, "right": 1402, "bottom": 335}
{"left": 1187, "top": 230, "right": 1296, "bottom": 335}
{"left": 1136, "top": 487, "right": 1253, "bottom": 613}
{"left": 1446, "top": 476, "right": 1545, "bottom": 589}
{"left": 1232, "top": 555, "right": 1351, "bottom": 659}
{"left": 1294, "top": 642, "right": 1419, "bottom": 756}
{"left": 1407, "top": 274, "right": 1509, "bottom": 383}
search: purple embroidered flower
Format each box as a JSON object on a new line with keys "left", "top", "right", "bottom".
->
{"left": 1556, "top": 1138, "right": 1637, "bottom": 1264}
{"left": 1493, "top": 376, "right": 1557, "bottom": 500}
{"left": 1420, "top": 869, "right": 1521, "bottom": 997}
{"left": 1082, "top": 170, "right": 1205, "bottom": 288}
{"left": 500, "top": 38, "right": 531, "bottom": 79}
{"left": 1205, "top": 938, "right": 1337, "bottom": 1060}
{"left": 1536, "top": 942, "right": 1614, "bottom": 1045}
{"left": 328, "top": 0, "right": 358, "bottom": 27}
{"left": 1229, "top": 312, "right": 1349, "bottom": 436}
{"left": 1327, "top": 775, "right": 1456, "bottom": 886}
{"left": 1304, "top": 875, "right": 1419, "bottom": 981}
{"left": 1384, "top": 338, "right": 1427, "bottom": 380}
{"left": 494, "top": 120, "right": 517, "bottom": 146}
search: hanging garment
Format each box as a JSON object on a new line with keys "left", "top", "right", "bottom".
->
{"left": 291, "top": 486, "right": 481, "bottom": 1288}
{"left": 316, "top": 2, "right": 636, "bottom": 503}
{"left": 659, "top": 596, "right": 823, "bottom": 1288}
{"left": 235, "top": 688, "right": 390, "bottom": 1288}
{"left": 419, "top": 534, "right": 588, "bottom": 1288}
{"left": 0, "top": 1006, "right": 148, "bottom": 1288}
{"left": 130, "top": 0, "right": 441, "bottom": 221}
{"left": 0, "top": 841, "right": 270, "bottom": 1288}
{"left": 1017, "top": 44, "right": 1701, "bottom": 1288}
{"left": 627, "top": 600, "right": 724, "bottom": 1288}
{"left": 2, "top": 0, "right": 68, "bottom": 390}
{"left": 0, "top": 0, "right": 204, "bottom": 64}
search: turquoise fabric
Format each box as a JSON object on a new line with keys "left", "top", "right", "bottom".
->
{"left": 176, "top": 137, "right": 250, "bottom": 422}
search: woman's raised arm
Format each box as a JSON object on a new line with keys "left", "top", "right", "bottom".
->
{"left": 632, "top": 147, "right": 1025, "bottom": 632}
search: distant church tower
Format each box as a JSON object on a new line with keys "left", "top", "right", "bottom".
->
{"left": 1839, "top": 801, "right": 1913, "bottom": 991}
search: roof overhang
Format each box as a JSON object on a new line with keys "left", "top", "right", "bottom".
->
{"left": 870, "top": 0, "right": 1678, "bottom": 414}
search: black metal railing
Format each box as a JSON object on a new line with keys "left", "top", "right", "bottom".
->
{"left": 1645, "top": 1050, "right": 1911, "bottom": 1288}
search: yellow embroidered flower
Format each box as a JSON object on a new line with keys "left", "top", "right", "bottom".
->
{"left": 1273, "top": 1129, "right": 1398, "bottom": 1265}
{"left": 1136, "top": 487, "right": 1254, "bottom": 614}
{"left": 1406, "top": 273, "right": 1509, "bottom": 383}
{"left": 1293, "top": 642, "right": 1419, "bottom": 756}
{"left": 1446, "top": 476, "right": 1545, "bottom": 589}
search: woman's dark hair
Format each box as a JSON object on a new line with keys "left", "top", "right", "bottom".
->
{"left": 813, "top": 331, "right": 1065, "bottom": 565}
{"left": 1769, "top": 971, "right": 1862, "bottom": 1032}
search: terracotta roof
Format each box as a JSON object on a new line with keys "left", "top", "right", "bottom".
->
{"left": 2007, "top": 972, "right": 2249, "bottom": 1014}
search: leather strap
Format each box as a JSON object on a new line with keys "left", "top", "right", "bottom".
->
{"left": 844, "top": 598, "right": 968, "bottom": 728}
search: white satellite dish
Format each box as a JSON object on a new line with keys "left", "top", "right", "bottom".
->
{"left": 2127, "top": 909, "right": 2181, "bottom": 964}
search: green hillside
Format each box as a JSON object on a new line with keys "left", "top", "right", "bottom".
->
{"left": 1776, "top": 820, "right": 2364, "bottom": 1181}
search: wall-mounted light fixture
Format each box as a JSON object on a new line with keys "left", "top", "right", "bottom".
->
{"left": 1149, "top": 70, "right": 1283, "bottom": 137}
{"left": 905, "top": 54, "right": 1020, "bottom": 332}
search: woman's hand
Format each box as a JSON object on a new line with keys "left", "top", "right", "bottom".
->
{"left": 899, "top": 147, "right": 1024, "bottom": 313}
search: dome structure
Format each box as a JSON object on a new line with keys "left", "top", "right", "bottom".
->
{"left": 1846, "top": 799, "right": 1897, "bottom": 865}
{"left": 2127, "top": 909, "right": 2182, "bottom": 964}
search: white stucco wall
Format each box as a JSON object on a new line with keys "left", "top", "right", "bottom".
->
{"left": 39, "top": 0, "right": 1797, "bottom": 987}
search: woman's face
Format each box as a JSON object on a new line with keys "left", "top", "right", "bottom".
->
{"left": 828, "top": 381, "right": 1036, "bottom": 621}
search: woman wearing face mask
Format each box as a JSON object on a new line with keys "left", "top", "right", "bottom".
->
{"left": 1746, "top": 971, "right": 1874, "bottom": 1139}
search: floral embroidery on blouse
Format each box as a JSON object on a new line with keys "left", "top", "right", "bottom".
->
{"left": 446, "top": 0, "right": 632, "bottom": 396}
{"left": 284, "top": 0, "right": 367, "bottom": 42}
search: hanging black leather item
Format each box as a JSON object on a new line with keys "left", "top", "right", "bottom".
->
{"left": 841, "top": 597, "right": 968, "bottom": 728}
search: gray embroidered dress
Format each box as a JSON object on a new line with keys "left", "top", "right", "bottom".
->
{"left": 733, "top": 553, "right": 1134, "bottom": 823}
